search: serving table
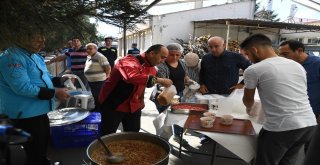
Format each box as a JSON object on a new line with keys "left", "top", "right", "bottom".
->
{"left": 153, "top": 90, "right": 264, "bottom": 165}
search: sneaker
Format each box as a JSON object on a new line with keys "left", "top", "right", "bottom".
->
{"left": 173, "top": 136, "right": 189, "bottom": 145}
{"left": 200, "top": 135, "right": 212, "bottom": 144}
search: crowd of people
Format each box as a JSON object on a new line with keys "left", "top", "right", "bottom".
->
{"left": 0, "top": 31, "right": 319, "bottom": 165}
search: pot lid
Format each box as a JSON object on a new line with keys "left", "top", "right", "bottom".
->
{"left": 48, "top": 107, "right": 90, "bottom": 127}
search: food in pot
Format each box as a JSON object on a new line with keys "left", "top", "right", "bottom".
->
{"left": 91, "top": 140, "right": 167, "bottom": 165}
{"left": 200, "top": 116, "right": 215, "bottom": 128}
{"left": 220, "top": 115, "right": 234, "bottom": 126}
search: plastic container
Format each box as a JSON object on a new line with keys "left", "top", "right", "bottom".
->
{"left": 217, "top": 98, "right": 233, "bottom": 115}
{"left": 203, "top": 111, "right": 216, "bottom": 119}
{"left": 50, "top": 112, "right": 101, "bottom": 148}
{"left": 220, "top": 115, "right": 234, "bottom": 126}
{"left": 200, "top": 116, "right": 215, "bottom": 128}
{"left": 171, "top": 95, "right": 180, "bottom": 105}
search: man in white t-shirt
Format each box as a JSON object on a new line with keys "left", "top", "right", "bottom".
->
{"left": 240, "top": 33, "right": 317, "bottom": 165}
{"left": 84, "top": 43, "right": 111, "bottom": 112}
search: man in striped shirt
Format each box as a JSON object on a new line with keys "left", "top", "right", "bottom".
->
{"left": 84, "top": 43, "right": 111, "bottom": 112}
{"left": 47, "top": 37, "right": 89, "bottom": 89}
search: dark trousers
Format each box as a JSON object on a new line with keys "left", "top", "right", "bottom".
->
{"left": 12, "top": 114, "right": 50, "bottom": 165}
{"left": 304, "top": 125, "right": 320, "bottom": 165}
{"left": 72, "top": 71, "right": 89, "bottom": 90}
{"left": 101, "top": 109, "right": 141, "bottom": 136}
{"left": 255, "top": 126, "right": 315, "bottom": 165}
{"left": 304, "top": 114, "right": 319, "bottom": 153}
{"left": 88, "top": 81, "right": 105, "bottom": 112}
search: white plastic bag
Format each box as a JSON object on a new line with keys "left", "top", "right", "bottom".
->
{"left": 157, "top": 85, "right": 177, "bottom": 106}
{"left": 217, "top": 89, "right": 246, "bottom": 115}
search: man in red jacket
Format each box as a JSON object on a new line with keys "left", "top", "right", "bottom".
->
{"left": 99, "top": 44, "right": 173, "bottom": 135}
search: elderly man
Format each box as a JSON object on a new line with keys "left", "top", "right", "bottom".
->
{"left": 0, "top": 32, "right": 70, "bottom": 165}
{"left": 98, "top": 44, "right": 173, "bottom": 135}
{"left": 241, "top": 33, "right": 317, "bottom": 165}
{"left": 84, "top": 43, "right": 111, "bottom": 112}
{"left": 199, "top": 36, "right": 251, "bottom": 95}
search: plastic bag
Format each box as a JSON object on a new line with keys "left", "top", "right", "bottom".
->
{"left": 157, "top": 85, "right": 177, "bottom": 106}
{"left": 217, "top": 89, "right": 246, "bottom": 115}
{"left": 149, "top": 85, "right": 161, "bottom": 103}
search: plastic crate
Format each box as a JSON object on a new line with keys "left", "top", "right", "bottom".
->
{"left": 51, "top": 112, "right": 101, "bottom": 148}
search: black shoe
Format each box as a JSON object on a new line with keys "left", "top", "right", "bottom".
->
{"left": 200, "top": 135, "right": 211, "bottom": 144}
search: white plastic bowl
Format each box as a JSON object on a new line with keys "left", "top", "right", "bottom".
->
{"left": 203, "top": 111, "right": 216, "bottom": 118}
{"left": 200, "top": 117, "right": 215, "bottom": 128}
{"left": 220, "top": 115, "right": 234, "bottom": 126}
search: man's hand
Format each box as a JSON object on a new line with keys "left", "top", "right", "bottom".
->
{"left": 64, "top": 69, "right": 72, "bottom": 74}
{"left": 199, "top": 85, "right": 209, "bottom": 94}
{"left": 246, "top": 101, "right": 260, "bottom": 117}
{"left": 45, "top": 60, "right": 52, "bottom": 65}
{"left": 55, "top": 88, "right": 70, "bottom": 102}
{"left": 157, "top": 78, "right": 173, "bottom": 87}
{"left": 230, "top": 83, "right": 244, "bottom": 91}
{"left": 185, "top": 79, "right": 195, "bottom": 86}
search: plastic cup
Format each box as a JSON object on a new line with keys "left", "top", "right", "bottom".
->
{"left": 200, "top": 117, "right": 215, "bottom": 128}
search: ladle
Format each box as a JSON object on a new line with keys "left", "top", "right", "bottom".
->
{"left": 96, "top": 136, "right": 125, "bottom": 164}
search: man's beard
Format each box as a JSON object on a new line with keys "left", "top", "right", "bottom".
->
{"left": 249, "top": 50, "right": 261, "bottom": 63}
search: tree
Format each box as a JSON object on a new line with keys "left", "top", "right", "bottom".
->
{"left": 0, "top": 0, "right": 153, "bottom": 51}
{"left": 254, "top": 2, "right": 280, "bottom": 22}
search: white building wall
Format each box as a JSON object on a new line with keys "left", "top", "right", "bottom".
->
{"left": 118, "top": 0, "right": 255, "bottom": 56}
{"left": 151, "top": 1, "right": 255, "bottom": 44}
{"left": 118, "top": 28, "right": 154, "bottom": 56}
{"left": 280, "top": 30, "right": 320, "bottom": 45}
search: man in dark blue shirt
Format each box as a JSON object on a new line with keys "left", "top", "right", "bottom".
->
{"left": 199, "top": 36, "right": 251, "bottom": 95}
{"left": 127, "top": 43, "right": 140, "bottom": 56}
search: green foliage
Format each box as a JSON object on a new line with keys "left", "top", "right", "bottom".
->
{"left": 0, "top": 0, "right": 149, "bottom": 51}
{"left": 255, "top": 2, "right": 260, "bottom": 12}
{"left": 174, "top": 34, "right": 211, "bottom": 58}
{"left": 254, "top": 2, "right": 280, "bottom": 22}
{"left": 257, "top": 9, "right": 280, "bottom": 22}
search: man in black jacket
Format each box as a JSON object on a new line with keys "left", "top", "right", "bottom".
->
{"left": 98, "top": 36, "right": 117, "bottom": 69}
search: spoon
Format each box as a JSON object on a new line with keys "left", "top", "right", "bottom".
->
{"left": 96, "top": 137, "right": 125, "bottom": 164}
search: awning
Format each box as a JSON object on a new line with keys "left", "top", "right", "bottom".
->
{"left": 193, "top": 18, "right": 320, "bottom": 32}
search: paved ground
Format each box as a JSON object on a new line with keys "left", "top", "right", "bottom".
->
{"left": 6, "top": 87, "right": 305, "bottom": 165}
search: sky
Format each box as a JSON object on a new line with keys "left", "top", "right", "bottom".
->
{"left": 94, "top": 0, "right": 320, "bottom": 37}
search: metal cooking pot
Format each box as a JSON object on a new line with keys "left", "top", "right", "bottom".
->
{"left": 86, "top": 132, "right": 171, "bottom": 165}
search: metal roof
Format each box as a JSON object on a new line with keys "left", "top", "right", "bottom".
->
{"left": 193, "top": 18, "right": 320, "bottom": 32}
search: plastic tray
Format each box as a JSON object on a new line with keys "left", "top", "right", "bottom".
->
{"left": 170, "top": 103, "right": 209, "bottom": 114}
{"left": 184, "top": 112, "right": 255, "bottom": 136}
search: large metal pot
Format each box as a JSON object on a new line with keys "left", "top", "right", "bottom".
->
{"left": 86, "top": 132, "right": 171, "bottom": 165}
